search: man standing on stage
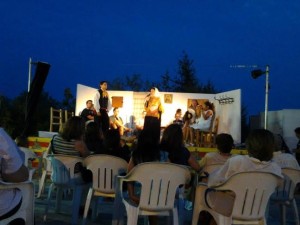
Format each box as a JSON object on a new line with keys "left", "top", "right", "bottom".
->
{"left": 94, "top": 81, "right": 111, "bottom": 132}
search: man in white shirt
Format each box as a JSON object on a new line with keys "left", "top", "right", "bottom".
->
{"left": 0, "top": 128, "right": 29, "bottom": 224}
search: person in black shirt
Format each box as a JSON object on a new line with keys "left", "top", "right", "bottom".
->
{"left": 80, "top": 100, "right": 96, "bottom": 122}
{"left": 94, "top": 81, "right": 111, "bottom": 133}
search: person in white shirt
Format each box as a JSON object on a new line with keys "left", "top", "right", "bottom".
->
{"left": 205, "top": 129, "right": 282, "bottom": 218}
{"left": 272, "top": 133, "right": 299, "bottom": 169}
{"left": 199, "top": 133, "right": 235, "bottom": 175}
{"left": 0, "top": 128, "right": 29, "bottom": 224}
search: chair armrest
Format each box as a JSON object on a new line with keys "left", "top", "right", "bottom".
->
{"left": 0, "top": 180, "right": 33, "bottom": 189}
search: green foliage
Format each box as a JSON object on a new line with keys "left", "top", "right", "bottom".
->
{"left": 62, "top": 88, "right": 75, "bottom": 111}
{"left": 174, "top": 51, "right": 200, "bottom": 93}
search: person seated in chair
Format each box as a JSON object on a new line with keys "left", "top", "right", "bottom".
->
{"left": 0, "top": 128, "right": 29, "bottom": 225}
{"left": 199, "top": 133, "right": 236, "bottom": 178}
{"left": 190, "top": 101, "right": 214, "bottom": 131}
{"left": 205, "top": 129, "right": 282, "bottom": 219}
{"left": 109, "top": 107, "right": 131, "bottom": 136}
{"left": 272, "top": 133, "right": 299, "bottom": 169}
{"left": 80, "top": 100, "right": 97, "bottom": 123}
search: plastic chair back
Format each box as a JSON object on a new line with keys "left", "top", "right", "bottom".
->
{"left": 44, "top": 155, "right": 84, "bottom": 225}
{"left": 129, "top": 162, "right": 190, "bottom": 211}
{"left": 216, "top": 172, "right": 281, "bottom": 221}
{"left": 81, "top": 155, "right": 128, "bottom": 225}
{"left": 49, "top": 154, "right": 83, "bottom": 185}
{"left": 271, "top": 168, "right": 300, "bottom": 225}
{"left": 84, "top": 154, "right": 128, "bottom": 194}
{"left": 118, "top": 162, "right": 191, "bottom": 225}
{"left": 0, "top": 181, "right": 35, "bottom": 225}
{"left": 192, "top": 171, "right": 282, "bottom": 225}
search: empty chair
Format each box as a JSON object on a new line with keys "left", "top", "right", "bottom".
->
{"left": 82, "top": 154, "right": 128, "bottom": 225}
{"left": 44, "top": 155, "right": 86, "bottom": 225}
{"left": 117, "top": 162, "right": 191, "bottom": 225}
{"left": 196, "top": 115, "right": 219, "bottom": 147}
{"left": 270, "top": 168, "right": 300, "bottom": 225}
{"left": 192, "top": 171, "right": 282, "bottom": 225}
{"left": 0, "top": 180, "right": 35, "bottom": 225}
{"left": 49, "top": 107, "right": 63, "bottom": 132}
{"left": 64, "top": 109, "right": 75, "bottom": 123}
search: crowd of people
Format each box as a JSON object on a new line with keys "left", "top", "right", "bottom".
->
{"left": 1, "top": 80, "right": 300, "bottom": 224}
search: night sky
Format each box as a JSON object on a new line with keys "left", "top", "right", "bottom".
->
{"left": 1, "top": 0, "right": 299, "bottom": 115}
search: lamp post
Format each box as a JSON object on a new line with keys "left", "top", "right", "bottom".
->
{"left": 251, "top": 65, "right": 270, "bottom": 129}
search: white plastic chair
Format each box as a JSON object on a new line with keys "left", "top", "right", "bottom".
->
{"left": 19, "top": 147, "right": 38, "bottom": 181}
{"left": 43, "top": 154, "right": 86, "bottom": 225}
{"left": 270, "top": 168, "right": 300, "bottom": 225}
{"left": 192, "top": 171, "right": 282, "bottom": 225}
{"left": 37, "top": 145, "right": 52, "bottom": 198}
{"left": 0, "top": 180, "right": 35, "bottom": 225}
{"left": 82, "top": 154, "right": 128, "bottom": 225}
{"left": 117, "top": 162, "right": 191, "bottom": 225}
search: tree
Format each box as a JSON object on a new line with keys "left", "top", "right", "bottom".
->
{"left": 62, "top": 88, "right": 75, "bottom": 111}
{"left": 174, "top": 51, "right": 200, "bottom": 93}
{"left": 125, "top": 74, "right": 144, "bottom": 91}
{"left": 160, "top": 70, "right": 173, "bottom": 92}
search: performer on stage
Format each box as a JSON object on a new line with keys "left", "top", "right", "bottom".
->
{"left": 143, "top": 87, "right": 164, "bottom": 144}
{"left": 94, "top": 81, "right": 111, "bottom": 133}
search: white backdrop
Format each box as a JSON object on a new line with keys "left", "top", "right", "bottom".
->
{"left": 76, "top": 84, "right": 241, "bottom": 144}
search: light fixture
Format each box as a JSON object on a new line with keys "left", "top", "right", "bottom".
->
{"left": 251, "top": 65, "right": 270, "bottom": 129}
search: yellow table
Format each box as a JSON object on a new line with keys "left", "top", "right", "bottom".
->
{"left": 187, "top": 146, "right": 248, "bottom": 159}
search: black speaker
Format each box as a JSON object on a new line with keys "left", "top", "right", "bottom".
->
{"left": 251, "top": 69, "right": 265, "bottom": 79}
{"left": 22, "top": 62, "right": 51, "bottom": 136}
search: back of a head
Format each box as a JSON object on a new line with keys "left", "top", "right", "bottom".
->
{"left": 85, "top": 121, "right": 101, "bottom": 141}
{"left": 62, "top": 116, "right": 85, "bottom": 141}
{"left": 216, "top": 133, "right": 234, "bottom": 154}
{"left": 132, "top": 128, "right": 160, "bottom": 164}
{"left": 246, "top": 129, "right": 275, "bottom": 161}
{"left": 15, "top": 135, "right": 29, "bottom": 147}
{"left": 160, "top": 124, "right": 183, "bottom": 152}
{"left": 104, "top": 129, "right": 120, "bottom": 150}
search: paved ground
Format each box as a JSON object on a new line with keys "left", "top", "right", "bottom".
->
{"left": 33, "top": 178, "right": 300, "bottom": 225}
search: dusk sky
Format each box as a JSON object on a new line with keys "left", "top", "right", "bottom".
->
{"left": 1, "top": 0, "right": 299, "bottom": 116}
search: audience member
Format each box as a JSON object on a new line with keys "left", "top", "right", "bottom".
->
{"left": 160, "top": 123, "right": 201, "bottom": 211}
{"left": 293, "top": 127, "right": 300, "bottom": 164}
{"left": 160, "top": 124, "right": 200, "bottom": 172}
{"left": 103, "top": 129, "right": 131, "bottom": 162}
{"left": 272, "top": 133, "right": 299, "bottom": 169}
{"left": 199, "top": 133, "right": 235, "bottom": 174}
{"left": 94, "top": 81, "right": 112, "bottom": 133}
{"left": 206, "top": 129, "right": 282, "bottom": 218}
{"left": 0, "top": 128, "right": 29, "bottom": 225}
{"left": 51, "top": 116, "right": 90, "bottom": 157}
{"left": 109, "top": 107, "right": 131, "bottom": 136}
{"left": 80, "top": 100, "right": 97, "bottom": 122}
{"left": 84, "top": 121, "right": 105, "bottom": 154}
{"left": 127, "top": 128, "right": 161, "bottom": 225}
{"left": 143, "top": 87, "right": 164, "bottom": 144}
